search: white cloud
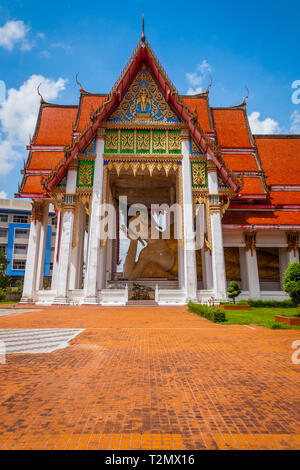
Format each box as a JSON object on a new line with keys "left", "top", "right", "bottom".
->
{"left": 248, "top": 111, "right": 281, "bottom": 134}
{"left": 50, "top": 42, "right": 73, "bottom": 54}
{"left": 186, "top": 60, "right": 212, "bottom": 95}
{"left": 0, "top": 191, "right": 7, "bottom": 199}
{"left": 0, "top": 74, "right": 67, "bottom": 176}
{"left": 290, "top": 110, "right": 300, "bottom": 133}
{"left": 0, "top": 20, "right": 32, "bottom": 51}
{"left": 0, "top": 80, "right": 5, "bottom": 104}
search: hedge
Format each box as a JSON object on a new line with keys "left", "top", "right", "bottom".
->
{"left": 220, "top": 299, "right": 296, "bottom": 308}
{"left": 248, "top": 299, "right": 295, "bottom": 308}
{"left": 188, "top": 302, "right": 226, "bottom": 323}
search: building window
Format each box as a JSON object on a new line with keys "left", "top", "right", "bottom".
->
{"left": 51, "top": 217, "right": 56, "bottom": 226}
{"left": 0, "top": 214, "right": 8, "bottom": 222}
{"left": 13, "top": 215, "right": 28, "bottom": 224}
{"left": 0, "top": 245, "right": 7, "bottom": 255}
{"left": 13, "top": 260, "right": 26, "bottom": 270}
{"left": 15, "top": 229, "right": 29, "bottom": 239}
{"left": 0, "top": 228, "right": 8, "bottom": 238}
{"left": 51, "top": 246, "right": 55, "bottom": 251}
{"left": 50, "top": 262, "right": 53, "bottom": 271}
{"left": 14, "top": 244, "right": 28, "bottom": 255}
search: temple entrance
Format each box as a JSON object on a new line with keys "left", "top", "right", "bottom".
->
{"left": 104, "top": 164, "right": 180, "bottom": 296}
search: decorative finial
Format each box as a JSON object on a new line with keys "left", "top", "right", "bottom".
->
{"left": 141, "top": 13, "right": 145, "bottom": 43}
{"left": 205, "top": 74, "right": 213, "bottom": 93}
{"left": 37, "top": 83, "right": 44, "bottom": 103}
{"left": 75, "top": 72, "right": 83, "bottom": 92}
{"left": 243, "top": 86, "right": 249, "bottom": 104}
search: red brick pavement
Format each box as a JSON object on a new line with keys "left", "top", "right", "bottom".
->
{"left": 0, "top": 306, "right": 299, "bottom": 450}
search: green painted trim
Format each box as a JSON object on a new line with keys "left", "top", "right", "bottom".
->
{"left": 120, "top": 129, "right": 134, "bottom": 154}
{"left": 104, "top": 129, "right": 118, "bottom": 154}
{"left": 191, "top": 161, "right": 208, "bottom": 188}
{"left": 77, "top": 160, "right": 95, "bottom": 188}
{"left": 152, "top": 129, "right": 167, "bottom": 154}
{"left": 136, "top": 129, "right": 150, "bottom": 154}
{"left": 168, "top": 130, "right": 181, "bottom": 154}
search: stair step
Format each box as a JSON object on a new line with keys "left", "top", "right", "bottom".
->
{"left": 126, "top": 300, "right": 158, "bottom": 306}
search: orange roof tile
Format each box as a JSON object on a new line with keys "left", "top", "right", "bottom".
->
{"left": 182, "top": 96, "right": 212, "bottom": 133}
{"left": 240, "top": 177, "right": 265, "bottom": 195}
{"left": 75, "top": 95, "right": 106, "bottom": 132}
{"left": 27, "top": 151, "right": 65, "bottom": 170}
{"left": 222, "top": 153, "right": 258, "bottom": 171}
{"left": 269, "top": 191, "right": 300, "bottom": 205}
{"left": 223, "top": 210, "right": 300, "bottom": 226}
{"left": 21, "top": 175, "right": 44, "bottom": 194}
{"left": 33, "top": 105, "right": 78, "bottom": 146}
{"left": 255, "top": 137, "right": 300, "bottom": 185}
{"left": 212, "top": 108, "right": 253, "bottom": 148}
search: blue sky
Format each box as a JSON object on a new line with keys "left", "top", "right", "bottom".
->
{"left": 0, "top": 0, "right": 299, "bottom": 198}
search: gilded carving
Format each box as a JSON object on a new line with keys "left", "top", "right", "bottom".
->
{"left": 191, "top": 161, "right": 207, "bottom": 188}
{"left": 287, "top": 232, "right": 299, "bottom": 255}
{"left": 105, "top": 130, "right": 118, "bottom": 152}
{"left": 120, "top": 130, "right": 134, "bottom": 153}
{"left": 152, "top": 130, "right": 166, "bottom": 153}
{"left": 136, "top": 130, "right": 150, "bottom": 152}
{"left": 244, "top": 232, "right": 256, "bottom": 255}
{"left": 108, "top": 64, "right": 181, "bottom": 123}
{"left": 168, "top": 131, "right": 181, "bottom": 153}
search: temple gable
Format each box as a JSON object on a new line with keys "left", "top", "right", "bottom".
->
{"left": 107, "top": 64, "right": 182, "bottom": 124}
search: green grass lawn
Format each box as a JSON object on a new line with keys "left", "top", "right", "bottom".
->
{"left": 220, "top": 307, "right": 300, "bottom": 329}
{"left": 0, "top": 301, "right": 19, "bottom": 305}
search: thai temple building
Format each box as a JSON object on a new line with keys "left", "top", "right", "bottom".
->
{"left": 16, "top": 31, "right": 300, "bottom": 305}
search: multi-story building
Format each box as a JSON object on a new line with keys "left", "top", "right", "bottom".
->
{"left": 0, "top": 199, "right": 56, "bottom": 285}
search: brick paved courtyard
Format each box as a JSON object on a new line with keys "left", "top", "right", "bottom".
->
{"left": 0, "top": 305, "right": 299, "bottom": 450}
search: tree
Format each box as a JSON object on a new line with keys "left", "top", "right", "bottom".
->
{"left": 227, "top": 280, "right": 241, "bottom": 304}
{"left": 283, "top": 262, "right": 300, "bottom": 305}
{"left": 0, "top": 250, "right": 10, "bottom": 290}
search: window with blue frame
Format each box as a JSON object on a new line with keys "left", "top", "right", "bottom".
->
{"left": 0, "top": 228, "right": 8, "bottom": 237}
{"left": 13, "top": 260, "right": 26, "bottom": 270}
{"left": 14, "top": 229, "right": 29, "bottom": 239}
{"left": 13, "top": 215, "right": 28, "bottom": 224}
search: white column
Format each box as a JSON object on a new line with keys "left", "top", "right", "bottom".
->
{"left": 244, "top": 249, "right": 260, "bottom": 299}
{"left": 286, "top": 249, "right": 299, "bottom": 265}
{"left": 69, "top": 202, "right": 85, "bottom": 290}
{"left": 181, "top": 132, "right": 198, "bottom": 301}
{"left": 35, "top": 202, "right": 49, "bottom": 291}
{"left": 84, "top": 132, "right": 104, "bottom": 301}
{"left": 21, "top": 204, "right": 42, "bottom": 302}
{"left": 279, "top": 248, "right": 288, "bottom": 289}
{"left": 207, "top": 164, "right": 227, "bottom": 300}
{"left": 202, "top": 248, "right": 213, "bottom": 290}
{"left": 177, "top": 243, "right": 185, "bottom": 289}
{"left": 105, "top": 238, "right": 113, "bottom": 284}
{"left": 239, "top": 247, "right": 249, "bottom": 291}
{"left": 51, "top": 211, "right": 61, "bottom": 291}
{"left": 54, "top": 168, "right": 77, "bottom": 302}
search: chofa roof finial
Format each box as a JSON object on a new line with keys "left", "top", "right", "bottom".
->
{"left": 141, "top": 13, "right": 145, "bottom": 43}
{"left": 243, "top": 86, "right": 249, "bottom": 104}
{"left": 37, "top": 83, "right": 44, "bottom": 103}
{"left": 205, "top": 74, "right": 213, "bottom": 93}
{"left": 75, "top": 72, "right": 84, "bottom": 92}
